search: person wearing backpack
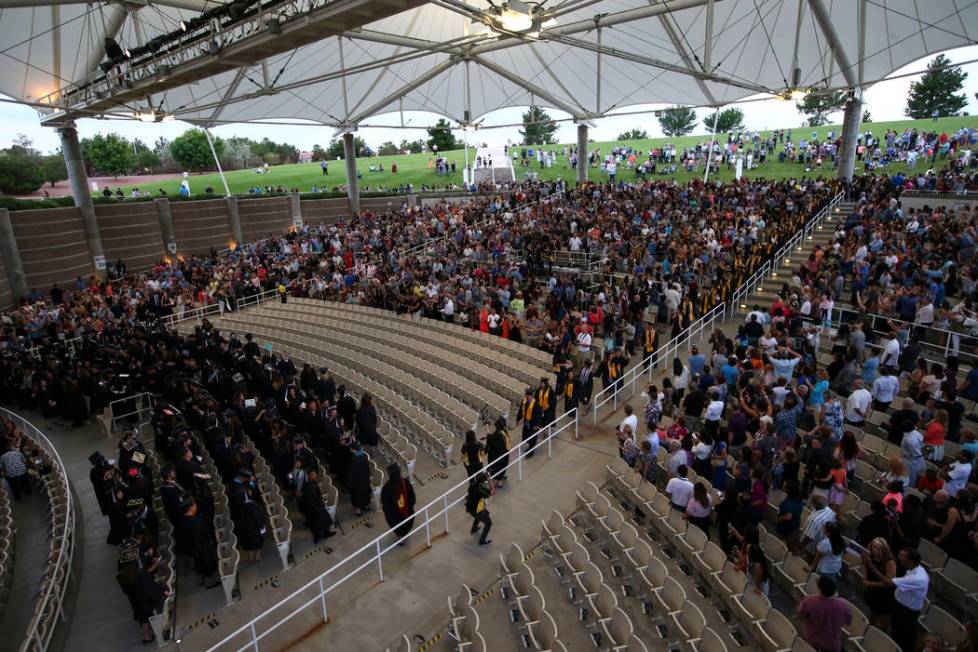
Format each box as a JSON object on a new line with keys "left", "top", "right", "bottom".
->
{"left": 466, "top": 472, "right": 494, "bottom": 546}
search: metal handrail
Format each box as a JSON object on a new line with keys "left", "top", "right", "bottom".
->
{"left": 207, "top": 407, "right": 579, "bottom": 652}
{"left": 0, "top": 407, "right": 76, "bottom": 652}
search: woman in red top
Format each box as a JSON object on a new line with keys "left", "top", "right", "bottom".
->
{"left": 923, "top": 409, "right": 948, "bottom": 462}
{"left": 478, "top": 304, "right": 490, "bottom": 333}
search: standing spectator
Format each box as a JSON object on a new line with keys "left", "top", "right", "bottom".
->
{"left": 517, "top": 387, "right": 542, "bottom": 457}
{"left": 796, "top": 576, "right": 853, "bottom": 652}
{"left": 683, "top": 481, "right": 713, "bottom": 534}
{"left": 666, "top": 465, "right": 695, "bottom": 512}
{"left": 862, "top": 547, "right": 929, "bottom": 652}
{"left": 809, "top": 521, "right": 845, "bottom": 579}
{"left": 900, "top": 427, "right": 925, "bottom": 487}
{"left": 0, "top": 445, "right": 31, "bottom": 500}
{"left": 860, "top": 538, "right": 897, "bottom": 629}
{"left": 484, "top": 418, "right": 510, "bottom": 486}
{"left": 844, "top": 379, "right": 873, "bottom": 427}
{"left": 942, "top": 450, "right": 973, "bottom": 497}
{"left": 800, "top": 494, "right": 837, "bottom": 552}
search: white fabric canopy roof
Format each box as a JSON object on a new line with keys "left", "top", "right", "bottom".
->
{"left": 0, "top": 0, "right": 975, "bottom": 127}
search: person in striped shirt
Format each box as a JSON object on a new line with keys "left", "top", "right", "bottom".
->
{"left": 800, "top": 494, "right": 837, "bottom": 554}
{"left": 0, "top": 445, "right": 31, "bottom": 500}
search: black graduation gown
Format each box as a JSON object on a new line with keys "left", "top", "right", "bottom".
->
{"left": 380, "top": 478, "right": 416, "bottom": 537}
{"left": 228, "top": 480, "right": 266, "bottom": 551}
{"left": 181, "top": 512, "right": 218, "bottom": 577}
{"left": 118, "top": 567, "right": 166, "bottom": 625}
{"left": 90, "top": 467, "right": 110, "bottom": 516}
{"left": 355, "top": 406, "right": 379, "bottom": 447}
{"left": 298, "top": 482, "right": 333, "bottom": 539}
{"left": 106, "top": 491, "right": 127, "bottom": 545}
{"left": 348, "top": 452, "right": 372, "bottom": 510}
{"left": 485, "top": 429, "right": 510, "bottom": 479}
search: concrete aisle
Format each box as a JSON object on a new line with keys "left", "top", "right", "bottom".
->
{"left": 0, "top": 486, "right": 47, "bottom": 652}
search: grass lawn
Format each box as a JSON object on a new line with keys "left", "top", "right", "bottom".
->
{"left": 134, "top": 115, "right": 978, "bottom": 197}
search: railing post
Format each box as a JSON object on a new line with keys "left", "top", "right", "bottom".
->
{"left": 376, "top": 540, "right": 384, "bottom": 582}
{"left": 518, "top": 451, "right": 523, "bottom": 481}
{"left": 443, "top": 494, "right": 449, "bottom": 533}
{"left": 319, "top": 577, "right": 328, "bottom": 623}
{"left": 424, "top": 506, "right": 431, "bottom": 548}
{"left": 250, "top": 623, "right": 259, "bottom": 652}
{"left": 574, "top": 411, "right": 579, "bottom": 439}
{"left": 547, "top": 424, "right": 553, "bottom": 459}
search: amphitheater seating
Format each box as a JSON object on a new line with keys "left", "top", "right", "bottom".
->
{"left": 209, "top": 325, "right": 457, "bottom": 464}
{"left": 217, "top": 314, "right": 475, "bottom": 436}
{"left": 292, "top": 298, "right": 553, "bottom": 372}
{"left": 259, "top": 303, "right": 529, "bottom": 408}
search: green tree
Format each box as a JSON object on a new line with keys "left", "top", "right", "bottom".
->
{"left": 796, "top": 91, "right": 846, "bottom": 127}
{"left": 519, "top": 106, "right": 558, "bottom": 144}
{"left": 81, "top": 133, "right": 134, "bottom": 177}
{"left": 399, "top": 139, "right": 424, "bottom": 154}
{"left": 378, "top": 141, "right": 398, "bottom": 156}
{"left": 862, "top": 110, "right": 872, "bottom": 123}
{"left": 170, "top": 129, "right": 223, "bottom": 171}
{"left": 326, "top": 136, "right": 368, "bottom": 160}
{"left": 617, "top": 128, "right": 648, "bottom": 141}
{"left": 39, "top": 153, "right": 67, "bottom": 188}
{"left": 906, "top": 54, "right": 968, "bottom": 119}
{"left": 0, "top": 148, "right": 44, "bottom": 194}
{"left": 426, "top": 118, "right": 459, "bottom": 151}
{"left": 705, "top": 107, "right": 744, "bottom": 133}
{"left": 311, "top": 144, "right": 327, "bottom": 161}
{"left": 135, "top": 149, "right": 161, "bottom": 171}
{"left": 657, "top": 106, "right": 697, "bottom": 137}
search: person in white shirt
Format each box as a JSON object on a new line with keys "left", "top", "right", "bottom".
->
{"left": 871, "top": 368, "right": 900, "bottom": 411}
{"left": 844, "top": 380, "right": 873, "bottom": 425}
{"left": 881, "top": 332, "right": 901, "bottom": 368}
{"left": 665, "top": 466, "right": 694, "bottom": 511}
{"left": 440, "top": 296, "right": 454, "bottom": 323}
{"left": 618, "top": 405, "right": 638, "bottom": 441}
{"left": 943, "top": 451, "right": 974, "bottom": 496}
{"left": 861, "top": 547, "right": 928, "bottom": 652}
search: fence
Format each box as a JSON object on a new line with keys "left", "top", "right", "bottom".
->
{"left": 0, "top": 407, "right": 76, "bottom": 652}
{"left": 207, "top": 407, "right": 580, "bottom": 652}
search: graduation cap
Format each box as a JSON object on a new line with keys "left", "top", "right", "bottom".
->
{"left": 121, "top": 437, "right": 138, "bottom": 452}
{"left": 88, "top": 451, "right": 107, "bottom": 468}
{"left": 131, "top": 451, "right": 146, "bottom": 465}
{"left": 126, "top": 498, "right": 145, "bottom": 509}
{"left": 236, "top": 467, "right": 253, "bottom": 478}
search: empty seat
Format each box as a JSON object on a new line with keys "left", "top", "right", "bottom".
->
{"left": 936, "top": 558, "right": 978, "bottom": 618}
{"left": 774, "top": 554, "right": 810, "bottom": 600}
{"left": 692, "top": 627, "right": 729, "bottom": 652}
{"left": 652, "top": 575, "right": 687, "bottom": 618}
{"left": 852, "top": 626, "right": 900, "bottom": 652}
{"left": 670, "top": 600, "right": 707, "bottom": 646}
{"left": 500, "top": 542, "right": 525, "bottom": 579}
{"left": 711, "top": 561, "right": 747, "bottom": 610}
{"left": 918, "top": 538, "right": 948, "bottom": 571}
{"left": 677, "top": 524, "right": 708, "bottom": 564}
{"left": 732, "top": 588, "right": 771, "bottom": 633}
{"left": 755, "top": 608, "right": 798, "bottom": 652}
{"left": 919, "top": 605, "right": 968, "bottom": 648}
{"left": 600, "top": 607, "right": 634, "bottom": 649}
{"left": 694, "top": 541, "right": 726, "bottom": 578}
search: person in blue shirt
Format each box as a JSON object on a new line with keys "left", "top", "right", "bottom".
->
{"left": 721, "top": 358, "right": 740, "bottom": 389}
{"left": 688, "top": 347, "right": 706, "bottom": 376}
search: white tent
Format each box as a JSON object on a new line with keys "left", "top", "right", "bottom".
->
{"left": 0, "top": 0, "right": 974, "bottom": 128}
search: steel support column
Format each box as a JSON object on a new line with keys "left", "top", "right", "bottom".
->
{"left": 576, "top": 124, "right": 588, "bottom": 184}
{"left": 0, "top": 208, "right": 28, "bottom": 301}
{"left": 837, "top": 94, "right": 862, "bottom": 182}
{"left": 58, "top": 125, "right": 105, "bottom": 277}
{"left": 343, "top": 133, "right": 361, "bottom": 215}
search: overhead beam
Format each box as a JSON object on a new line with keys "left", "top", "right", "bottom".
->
{"left": 346, "top": 57, "right": 457, "bottom": 125}
{"left": 807, "top": 0, "right": 858, "bottom": 88}
{"left": 703, "top": 0, "right": 714, "bottom": 71}
{"left": 658, "top": 12, "right": 717, "bottom": 104}
{"left": 0, "top": 0, "right": 216, "bottom": 10}
{"left": 546, "top": 33, "right": 772, "bottom": 97}
{"left": 472, "top": 54, "right": 589, "bottom": 119}
{"left": 207, "top": 65, "right": 250, "bottom": 127}
{"left": 857, "top": 0, "right": 867, "bottom": 85}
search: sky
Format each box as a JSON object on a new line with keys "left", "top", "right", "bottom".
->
{"left": 2, "top": 45, "right": 977, "bottom": 155}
